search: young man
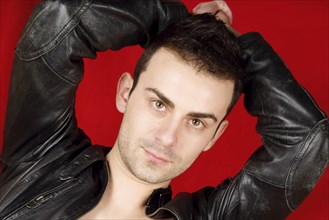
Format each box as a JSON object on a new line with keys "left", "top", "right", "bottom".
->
{"left": 0, "top": 0, "right": 328, "bottom": 219}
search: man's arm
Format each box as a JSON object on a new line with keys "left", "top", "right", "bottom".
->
{"left": 1, "top": 0, "right": 187, "bottom": 170}
{"left": 190, "top": 2, "right": 328, "bottom": 218}
{"left": 233, "top": 32, "right": 328, "bottom": 218}
{"left": 191, "top": 32, "right": 328, "bottom": 220}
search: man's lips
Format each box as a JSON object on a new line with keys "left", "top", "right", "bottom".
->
{"left": 143, "top": 148, "right": 170, "bottom": 164}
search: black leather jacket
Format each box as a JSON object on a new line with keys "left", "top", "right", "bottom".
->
{"left": 0, "top": 0, "right": 328, "bottom": 219}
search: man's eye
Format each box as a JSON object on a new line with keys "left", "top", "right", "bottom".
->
{"left": 152, "top": 100, "right": 166, "bottom": 111}
{"left": 190, "top": 119, "right": 205, "bottom": 129}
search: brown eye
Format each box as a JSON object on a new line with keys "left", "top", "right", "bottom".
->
{"left": 153, "top": 100, "right": 166, "bottom": 111}
{"left": 192, "top": 119, "right": 201, "bottom": 126}
{"left": 190, "top": 119, "right": 205, "bottom": 130}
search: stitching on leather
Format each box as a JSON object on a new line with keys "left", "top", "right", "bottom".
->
{"left": 219, "top": 179, "right": 240, "bottom": 218}
{"left": 244, "top": 170, "right": 285, "bottom": 188}
{"left": 17, "top": 3, "right": 47, "bottom": 50}
{"left": 59, "top": 147, "right": 104, "bottom": 179}
{"left": 284, "top": 118, "right": 327, "bottom": 211}
{"left": 41, "top": 56, "right": 78, "bottom": 86}
{"left": 224, "top": 199, "right": 240, "bottom": 217}
{"left": 17, "top": 0, "right": 92, "bottom": 61}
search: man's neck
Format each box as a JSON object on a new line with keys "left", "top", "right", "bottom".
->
{"left": 108, "top": 144, "right": 170, "bottom": 213}
{"left": 81, "top": 143, "right": 170, "bottom": 219}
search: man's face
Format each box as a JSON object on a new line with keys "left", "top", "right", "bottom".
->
{"left": 115, "top": 48, "right": 234, "bottom": 184}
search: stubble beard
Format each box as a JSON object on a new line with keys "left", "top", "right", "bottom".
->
{"left": 117, "top": 134, "right": 173, "bottom": 184}
{"left": 117, "top": 118, "right": 184, "bottom": 184}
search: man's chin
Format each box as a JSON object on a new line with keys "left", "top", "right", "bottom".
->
{"left": 129, "top": 165, "right": 172, "bottom": 184}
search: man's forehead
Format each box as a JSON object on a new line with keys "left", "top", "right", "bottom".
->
{"left": 137, "top": 48, "right": 234, "bottom": 119}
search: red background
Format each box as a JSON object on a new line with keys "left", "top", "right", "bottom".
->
{"left": 0, "top": 0, "right": 328, "bottom": 219}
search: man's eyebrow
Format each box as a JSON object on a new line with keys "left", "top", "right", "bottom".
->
{"left": 145, "top": 88, "right": 217, "bottom": 122}
{"left": 145, "top": 88, "right": 175, "bottom": 108}
{"left": 187, "top": 112, "right": 218, "bottom": 123}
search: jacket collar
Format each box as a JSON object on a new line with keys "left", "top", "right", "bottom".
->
{"left": 146, "top": 186, "right": 172, "bottom": 216}
{"left": 146, "top": 192, "right": 193, "bottom": 220}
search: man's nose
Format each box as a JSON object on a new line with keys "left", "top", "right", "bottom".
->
{"left": 155, "top": 116, "right": 180, "bottom": 148}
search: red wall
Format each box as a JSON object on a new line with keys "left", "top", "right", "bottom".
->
{"left": 1, "top": 1, "right": 328, "bottom": 219}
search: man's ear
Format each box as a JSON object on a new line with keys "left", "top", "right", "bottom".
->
{"left": 203, "top": 120, "right": 229, "bottom": 152}
{"left": 116, "top": 72, "right": 133, "bottom": 113}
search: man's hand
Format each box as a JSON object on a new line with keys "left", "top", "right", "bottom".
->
{"left": 192, "top": 0, "right": 241, "bottom": 37}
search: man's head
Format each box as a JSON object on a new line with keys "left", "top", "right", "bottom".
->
{"left": 133, "top": 13, "right": 243, "bottom": 114}
{"left": 114, "top": 14, "right": 243, "bottom": 184}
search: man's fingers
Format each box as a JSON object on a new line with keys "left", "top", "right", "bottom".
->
{"left": 215, "top": 1, "right": 233, "bottom": 24}
{"left": 215, "top": 11, "right": 230, "bottom": 25}
{"left": 192, "top": 1, "right": 233, "bottom": 24}
{"left": 192, "top": 0, "right": 240, "bottom": 37}
{"left": 193, "top": 2, "right": 217, "bottom": 14}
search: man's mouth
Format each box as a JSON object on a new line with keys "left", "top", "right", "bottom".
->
{"left": 142, "top": 148, "right": 170, "bottom": 164}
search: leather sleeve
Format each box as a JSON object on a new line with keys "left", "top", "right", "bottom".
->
{"left": 1, "top": 0, "right": 188, "bottom": 169}
{"left": 193, "top": 33, "right": 328, "bottom": 219}
{"left": 239, "top": 32, "right": 328, "bottom": 216}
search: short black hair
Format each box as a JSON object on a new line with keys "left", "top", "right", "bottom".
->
{"left": 131, "top": 13, "right": 244, "bottom": 115}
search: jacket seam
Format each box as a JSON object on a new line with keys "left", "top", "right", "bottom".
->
{"left": 244, "top": 170, "right": 285, "bottom": 188}
{"left": 16, "top": 0, "right": 92, "bottom": 61}
{"left": 17, "top": 4, "right": 47, "bottom": 48}
{"left": 224, "top": 199, "right": 240, "bottom": 217}
{"left": 150, "top": 206, "right": 182, "bottom": 220}
{"left": 41, "top": 56, "right": 78, "bottom": 86}
{"left": 284, "top": 118, "right": 328, "bottom": 211}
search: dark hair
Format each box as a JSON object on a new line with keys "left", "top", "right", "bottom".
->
{"left": 131, "top": 13, "right": 244, "bottom": 116}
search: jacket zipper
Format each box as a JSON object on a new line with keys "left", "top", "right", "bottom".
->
{"left": 4, "top": 178, "right": 78, "bottom": 220}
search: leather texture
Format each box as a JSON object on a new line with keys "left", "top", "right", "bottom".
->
{"left": 0, "top": 0, "right": 328, "bottom": 219}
